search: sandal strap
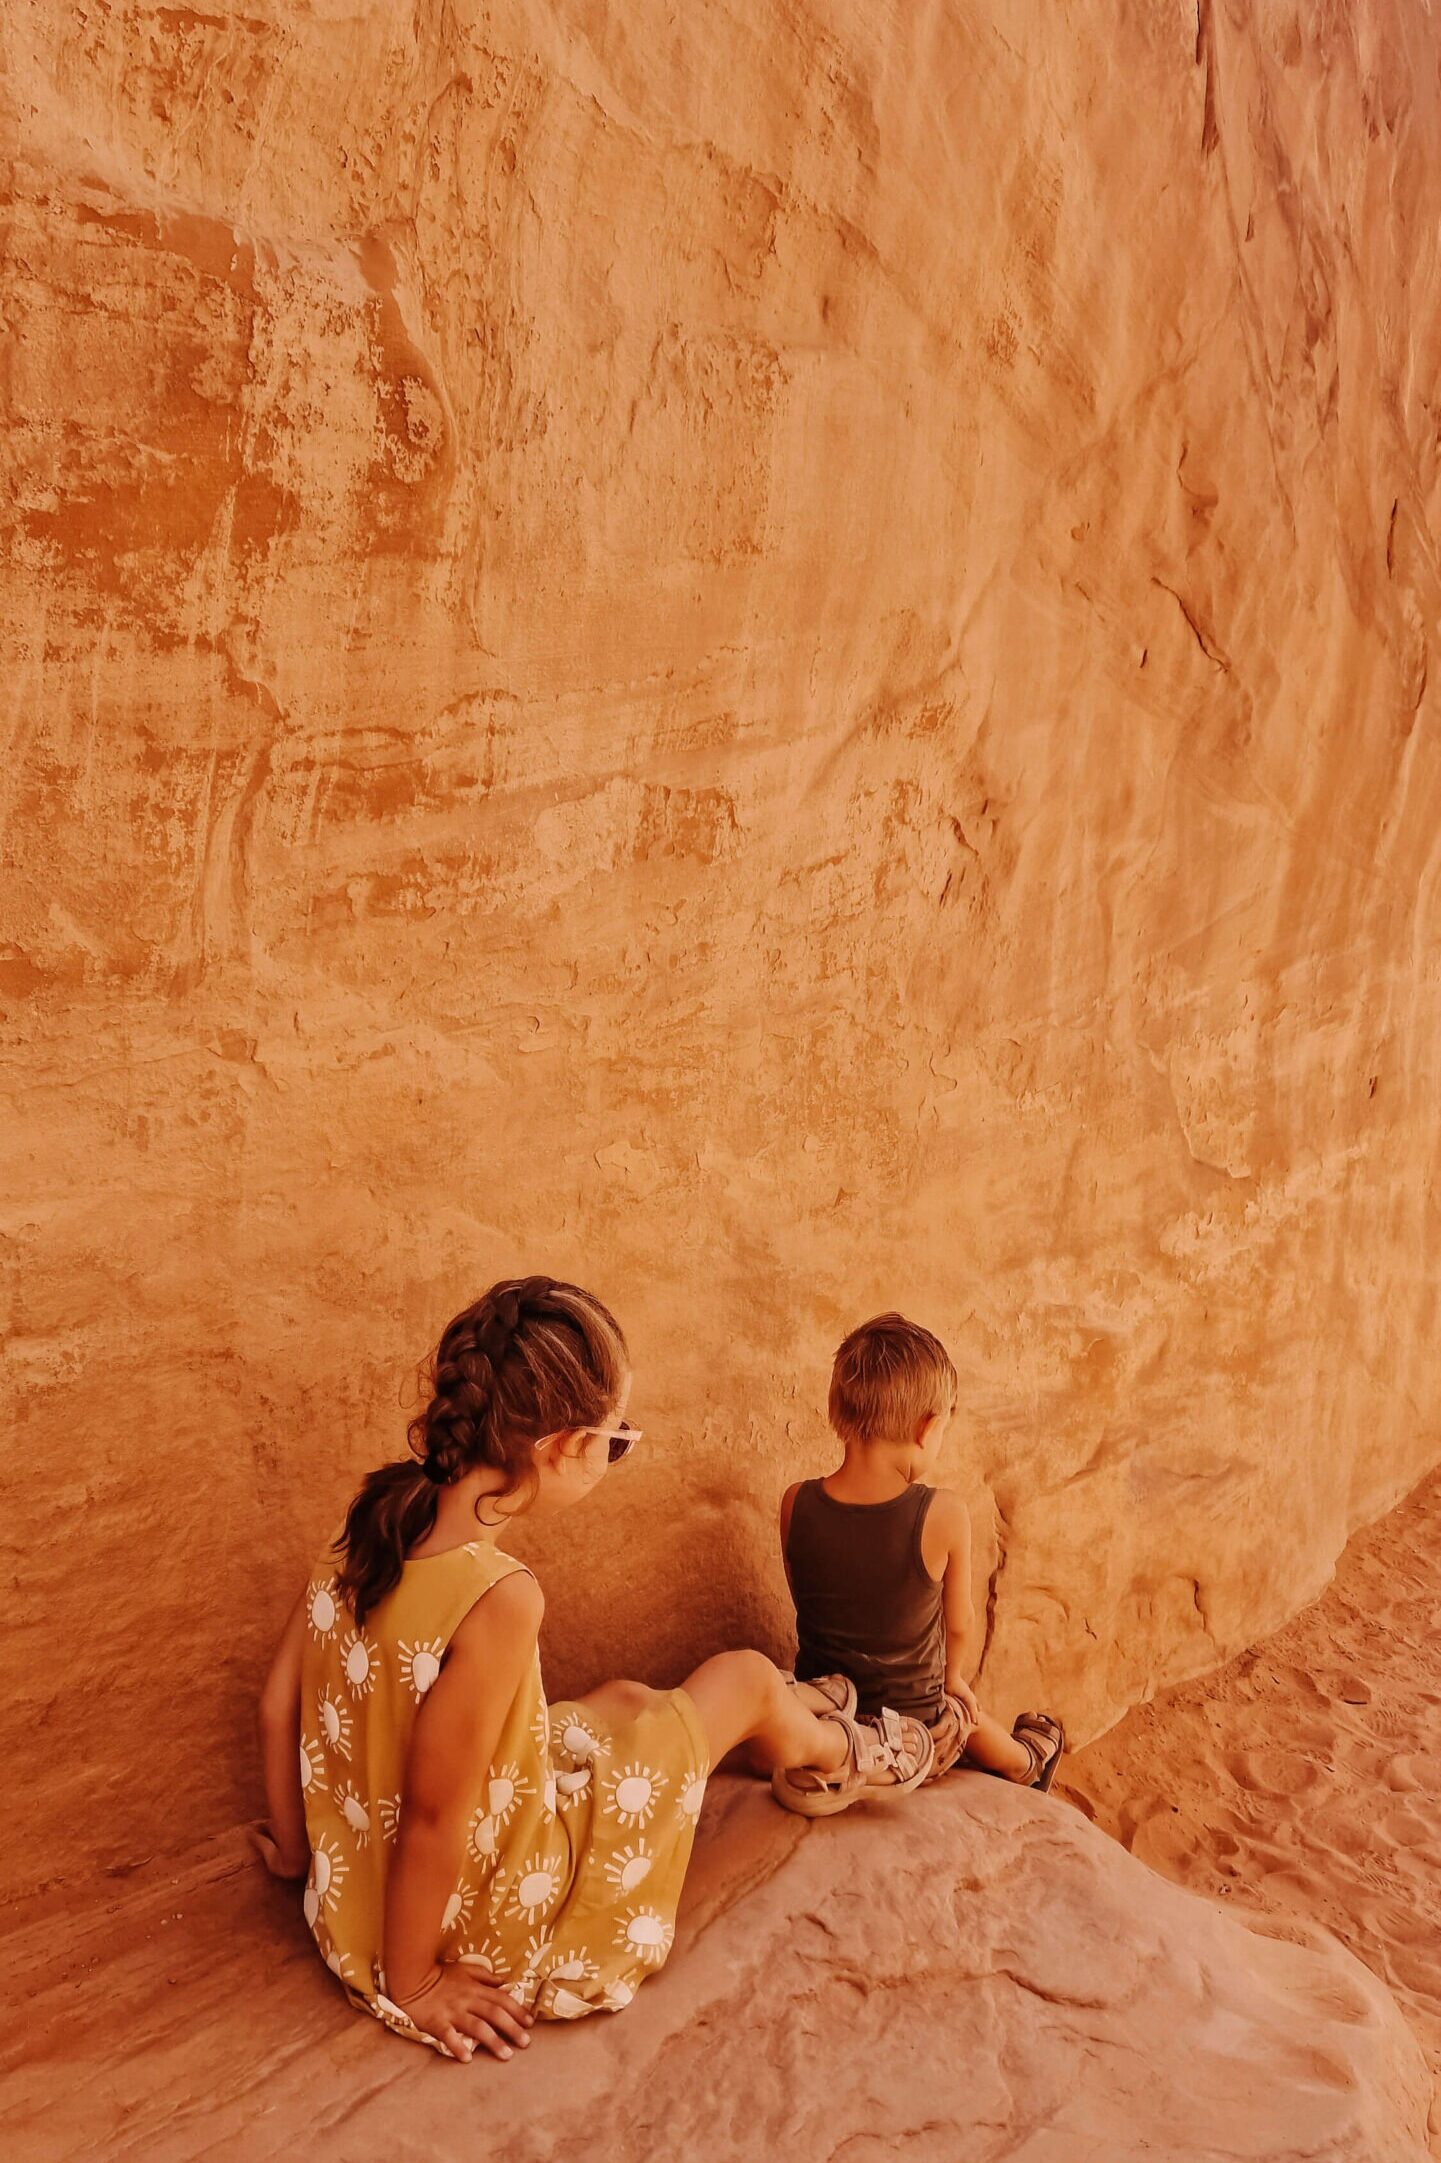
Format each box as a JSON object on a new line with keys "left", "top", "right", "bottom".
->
{"left": 876, "top": 1707, "right": 908, "bottom": 1764}
{"left": 806, "top": 1705, "right": 938, "bottom": 1791}
{"left": 826, "top": 1708, "right": 917, "bottom": 1787}
{"left": 1014, "top": 1712, "right": 1062, "bottom": 1755}
{"left": 834, "top": 1710, "right": 880, "bottom": 1781}
{"left": 866, "top": 1706, "right": 932, "bottom": 1783}
{"left": 1012, "top": 1712, "right": 1065, "bottom": 1785}
{"left": 782, "top": 1709, "right": 869, "bottom": 1798}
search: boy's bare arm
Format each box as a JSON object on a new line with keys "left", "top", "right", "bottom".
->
{"left": 779, "top": 1481, "right": 801, "bottom": 1598}
{"left": 930, "top": 1491, "right": 981, "bottom": 1717}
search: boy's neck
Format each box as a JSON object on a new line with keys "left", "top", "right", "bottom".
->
{"left": 822, "top": 1438, "right": 922, "bottom": 1502}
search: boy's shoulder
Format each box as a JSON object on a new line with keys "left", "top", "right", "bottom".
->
{"left": 779, "top": 1474, "right": 835, "bottom": 1543}
{"left": 922, "top": 1484, "right": 970, "bottom": 1532}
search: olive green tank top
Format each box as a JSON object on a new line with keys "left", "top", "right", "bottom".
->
{"left": 786, "top": 1479, "right": 945, "bottom": 1720}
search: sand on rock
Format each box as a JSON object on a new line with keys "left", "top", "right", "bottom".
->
{"left": 0, "top": 1774, "right": 1429, "bottom": 2163}
{"left": 1065, "top": 1462, "right": 1441, "bottom": 2157}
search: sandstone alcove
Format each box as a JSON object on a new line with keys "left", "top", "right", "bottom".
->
{"left": 3, "top": 3, "right": 1440, "bottom": 2155}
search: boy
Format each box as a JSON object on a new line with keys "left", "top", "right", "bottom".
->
{"left": 772, "top": 1312, "right": 1064, "bottom": 1816}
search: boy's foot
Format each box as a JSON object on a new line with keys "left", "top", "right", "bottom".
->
{"left": 771, "top": 1706, "right": 935, "bottom": 1818}
{"left": 1010, "top": 1712, "right": 1065, "bottom": 1791}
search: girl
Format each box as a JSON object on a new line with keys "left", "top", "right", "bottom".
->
{"left": 255, "top": 1276, "right": 933, "bottom": 2063}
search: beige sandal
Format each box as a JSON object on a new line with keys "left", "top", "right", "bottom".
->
{"left": 771, "top": 1706, "right": 935, "bottom": 1818}
{"left": 1011, "top": 1712, "right": 1065, "bottom": 1791}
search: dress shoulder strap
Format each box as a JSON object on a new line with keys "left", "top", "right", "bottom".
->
{"left": 375, "top": 1539, "right": 535, "bottom": 1650}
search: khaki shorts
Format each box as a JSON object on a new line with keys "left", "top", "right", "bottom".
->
{"left": 923, "top": 1694, "right": 972, "bottom": 1782}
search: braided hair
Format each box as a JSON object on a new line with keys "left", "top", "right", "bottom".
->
{"left": 333, "top": 1277, "right": 627, "bottom": 1624}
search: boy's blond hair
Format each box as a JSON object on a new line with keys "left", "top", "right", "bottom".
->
{"left": 828, "top": 1312, "right": 958, "bottom": 1446}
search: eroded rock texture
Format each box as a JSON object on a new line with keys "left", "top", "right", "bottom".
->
{"left": 3, "top": 1778, "right": 1432, "bottom": 2162}
{"left": 3, "top": 2, "right": 1441, "bottom": 1899}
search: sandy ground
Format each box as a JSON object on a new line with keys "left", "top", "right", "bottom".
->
{"left": 1062, "top": 1464, "right": 1441, "bottom": 2154}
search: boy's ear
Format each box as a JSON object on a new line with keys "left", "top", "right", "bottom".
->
{"left": 916, "top": 1410, "right": 943, "bottom": 1449}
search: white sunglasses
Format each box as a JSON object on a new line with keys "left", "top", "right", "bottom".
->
{"left": 535, "top": 1419, "right": 641, "bottom": 1465}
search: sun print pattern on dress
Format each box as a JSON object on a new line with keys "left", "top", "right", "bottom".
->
{"left": 333, "top": 1779, "right": 372, "bottom": 1845}
{"left": 515, "top": 1930, "right": 555, "bottom": 1990}
{"left": 374, "top": 1988, "right": 419, "bottom": 2032}
{"left": 340, "top": 1628, "right": 378, "bottom": 1698}
{"left": 317, "top": 1689, "right": 352, "bottom": 1760}
{"left": 603, "top": 1841, "right": 654, "bottom": 1893}
{"left": 555, "top": 1714, "right": 600, "bottom": 1762}
{"left": 466, "top": 1807, "right": 498, "bottom": 1862}
{"left": 307, "top": 1579, "right": 339, "bottom": 1638}
{"left": 485, "top": 1763, "right": 532, "bottom": 1826}
{"left": 605, "top": 1761, "right": 664, "bottom": 1828}
{"left": 618, "top": 1907, "right": 673, "bottom": 1964}
{"left": 323, "top": 1944, "right": 358, "bottom": 1983}
{"left": 457, "top": 1932, "right": 512, "bottom": 1977}
{"left": 299, "top": 1735, "right": 322, "bottom": 1793}
{"left": 397, "top": 1637, "right": 445, "bottom": 1698}
{"left": 304, "top": 1834, "right": 348, "bottom": 1928}
{"left": 510, "top": 1852, "right": 566, "bottom": 1923}
{"left": 441, "top": 1884, "right": 477, "bottom": 1935}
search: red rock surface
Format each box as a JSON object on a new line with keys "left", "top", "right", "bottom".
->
{"left": 1065, "top": 1461, "right": 1441, "bottom": 2155}
{"left": 2, "top": 1775, "right": 1430, "bottom": 2163}
{"left": 5, "top": 0, "right": 1441, "bottom": 1909}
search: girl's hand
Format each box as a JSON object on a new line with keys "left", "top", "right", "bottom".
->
{"left": 395, "top": 1962, "right": 536, "bottom": 2063}
{"left": 246, "top": 1819, "right": 309, "bottom": 1881}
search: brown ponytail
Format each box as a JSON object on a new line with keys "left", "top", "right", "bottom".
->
{"left": 334, "top": 1276, "right": 626, "bottom": 1624}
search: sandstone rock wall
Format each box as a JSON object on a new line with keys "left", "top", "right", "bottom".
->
{"left": 4, "top": 0, "right": 1441, "bottom": 1904}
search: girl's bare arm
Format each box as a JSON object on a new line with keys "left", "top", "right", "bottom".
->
{"left": 256, "top": 1594, "right": 310, "bottom": 1877}
{"left": 383, "top": 1568, "right": 545, "bottom": 2003}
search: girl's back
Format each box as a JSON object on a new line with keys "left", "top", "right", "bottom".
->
{"left": 301, "top": 1535, "right": 708, "bottom": 2043}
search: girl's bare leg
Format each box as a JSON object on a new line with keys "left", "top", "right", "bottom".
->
{"left": 732, "top": 1677, "right": 837, "bottom": 1774}
{"left": 573, "top": 1678, "right": 660, "bottom": 1727}
{"left": 961, "top": 1706, "right": 1033, "bottom": 1781}
{"left": 681, "top": 1652, "right": 849, "bottom": 1775}
{"left": 575, "top": 1667, "right": 848, "bottom": 1778}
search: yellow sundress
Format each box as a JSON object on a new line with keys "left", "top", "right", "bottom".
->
{"left": 298, "top": 1538, "right": 709, "bottom": 2048}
